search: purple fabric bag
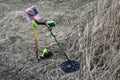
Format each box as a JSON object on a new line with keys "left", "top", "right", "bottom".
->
{"left": 25, "top": 6, "right": 40, "bottom": 22}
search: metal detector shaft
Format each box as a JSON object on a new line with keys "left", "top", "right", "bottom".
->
{"left": 46, "top": 25, "right": 70, "bottom": 61}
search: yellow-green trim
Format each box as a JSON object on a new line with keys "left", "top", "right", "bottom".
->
{"left": 41, "top": 48, "right": 48, "bottom": 57}
{"left": 32, "top": 20, "right": 38, "bottom": 30}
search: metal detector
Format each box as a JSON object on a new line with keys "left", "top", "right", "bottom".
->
{"left": 25, "top": 6, "right": 79, "bottom": 73}
{"left": 46, "top": 20, "right": 80, "bottom": 73}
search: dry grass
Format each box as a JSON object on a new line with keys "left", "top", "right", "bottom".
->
{"left": 0, "top": 0, "right": 120, "bottom": 80}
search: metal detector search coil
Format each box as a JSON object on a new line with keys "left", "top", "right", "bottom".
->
{"left": 60, "top": 60, "right": 80, "bottom": 73}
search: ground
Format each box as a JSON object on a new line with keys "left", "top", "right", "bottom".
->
{"left": 0, "top": 0, "right": 120, "bottom": 80}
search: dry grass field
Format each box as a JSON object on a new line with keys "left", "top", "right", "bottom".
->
{"left": 0, "top": 0, "right": 120, "bottom": 80}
